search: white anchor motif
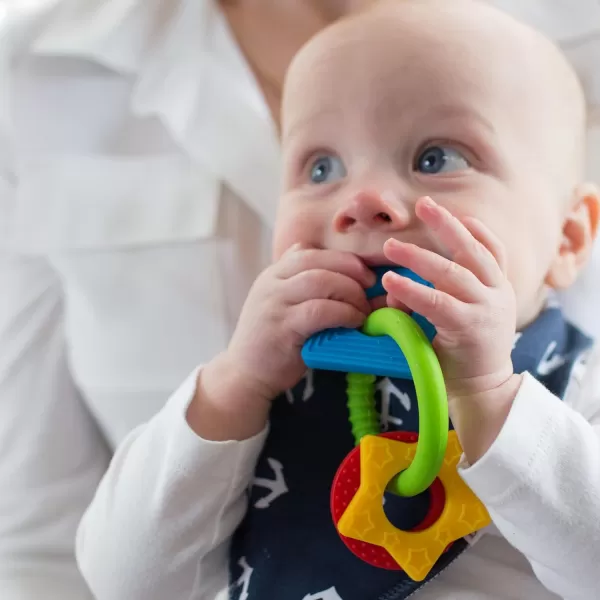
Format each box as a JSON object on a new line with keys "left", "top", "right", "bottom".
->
{"left": 537, "top": 340, "right": 566, "bottom": 376}
{"left": 570, "top": 349, "right": 591, "bottom": 384}
{"left": 233, "top": 557, "right": 253, "bottom": 600}
{"left": 286, "top": 370, "right": 315, "bottom": 404}
{"left": 253, "top": 457, "right": 289, "bottom": 509}
{"left": 512, "top": 332, "right": 523, "bottom": 350}
{"left": 302, "top": 586, "right": 344, "bottom": 600}
{"left": 377, "top": 377, "right": 411, "bottom": 431}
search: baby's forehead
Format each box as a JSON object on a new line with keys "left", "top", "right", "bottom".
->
{"left": 282, "top": 0, "right": 585, "bottom": 177}
{"left": 283, "top": 26, "right": 511, "bottom": 146}
{"left": 287, "top": 2, "right": 552, "bottom": 108}
{"left": 285, "top": 25, "right": 491, "bottom": 110}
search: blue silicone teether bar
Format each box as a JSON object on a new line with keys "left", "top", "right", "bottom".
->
{"left": 301, "top": 266, "right": 436, "bottom": 379}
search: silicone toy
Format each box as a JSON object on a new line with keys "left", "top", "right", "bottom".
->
{"left": 301, "top": 267, "right": 435, "bottom": 379}
{"left": 301, "top": 267, "right": 491, "bottom": 580}
{"left": 346, "top": 310, "right": 448, "bottom": 497}
{"left": 331, "top": 430, "right": 490, "bottom": 581}
{"left": 331, "top": 431, "right": 447, "bottom": 572}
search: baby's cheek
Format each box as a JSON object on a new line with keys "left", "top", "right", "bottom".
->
{"left": 271, "top": 205, "right": 327, "bottom": 260}
{"left": 506, "top": 243, "right": 553, "bottom": 327}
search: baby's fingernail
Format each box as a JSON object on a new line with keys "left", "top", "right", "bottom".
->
{"left": 381, "top": 272, "right": 391, "bottom": 286}
{"left": 420, "top": 196, "right": 435, "bottom": 207}
{"left": 384, "top": 239, "right": 403, "bottom": 255}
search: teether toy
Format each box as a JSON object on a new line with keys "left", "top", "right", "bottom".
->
{"left": 302, "top": 267, "right": 491, "bottom": 581}
{"left": 302, "top": 268, "right": 435, "bottom": 378}
{"left": 331, "top": 429, "right": 490, "bottom": 581}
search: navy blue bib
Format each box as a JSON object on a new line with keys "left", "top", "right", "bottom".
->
{"left": 230, "top": 307, "right": 592, "bottom": 600}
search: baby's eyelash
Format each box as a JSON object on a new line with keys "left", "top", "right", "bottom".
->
{"left": 413, "top": 137, "right": 483, "bottom": 169}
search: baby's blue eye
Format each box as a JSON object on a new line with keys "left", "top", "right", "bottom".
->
{"left": 310, "top": 155, "right": 347, "bottom": 184}
{"left": 415, "top": 145, "right": 469, "bottom": 174}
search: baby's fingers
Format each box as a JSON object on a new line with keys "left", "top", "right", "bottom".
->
{"left": 284, "top": 269, "right": 371, "bottom": 315}
{"left": 416, "top": 197, "right": 503, "bottom": 287}
{"left": 278, "top": 246, "right": 375, "bottom": 288}
{"left": 461, "top": 216, "right": 508, "bottom": 275}
{"left": 382, "top": 271, "right": 468, "bottom": 330}
{"left": 288, "top": 299, "right": 366, "bottom": 339}
{"left": 383, "top": 239, "right": 484, "bottom": 303}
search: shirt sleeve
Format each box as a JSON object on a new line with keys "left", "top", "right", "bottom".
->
{"left": 76, "top": 367, "right": 268, "bottom": 600}
{"left": 459, "top": 346, "right": 600, "bottom": 600}
{"left": 0, "top": 242, "right": 112, "bottom": 599}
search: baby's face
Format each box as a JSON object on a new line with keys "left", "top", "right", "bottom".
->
{"left": 275, "top": 0, "right": 589, "bottom": 327}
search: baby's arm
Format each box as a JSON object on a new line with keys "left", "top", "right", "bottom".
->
{"left": 76, "top": 365, "right": 268, "bottom": 600}
{"left": 382, "top": 197, "right": 599, "bottom": 597}
{"left": 76, "top": 248, "right": 373, "bottom": 600}
{"left": 460, "top": 347, "right": 600, "bottom": 600}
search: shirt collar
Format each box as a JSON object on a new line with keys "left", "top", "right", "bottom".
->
{"left": 29, "top": 0, "right": 169, "bottom": 74}
{"left": 27, "top": 0, "right": 281, "bottom": 228}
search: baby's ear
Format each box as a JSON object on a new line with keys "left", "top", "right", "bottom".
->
{"left": 546, "top": 182, "right": 600, "bottom": 290}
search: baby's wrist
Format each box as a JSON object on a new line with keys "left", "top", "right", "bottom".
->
{"left": 448, "top": 372, "right": 523, "bottom": 465}
{"left": 186, "top": 353, "right": 273, "bottom": 442}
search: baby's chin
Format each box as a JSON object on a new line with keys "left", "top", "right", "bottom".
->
{"left": 368, "top": 295, "right": 411, "bottom": 313}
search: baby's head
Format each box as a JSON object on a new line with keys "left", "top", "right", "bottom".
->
{"left": 275, "top": 0, "right": 599, "bottom": 327}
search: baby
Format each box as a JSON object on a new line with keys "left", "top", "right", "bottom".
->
{"left": 76, "top": 1, "right": 600, "bottom": 599}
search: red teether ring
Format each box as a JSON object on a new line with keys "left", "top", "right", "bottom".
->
{"left": 330, "top": 431, "right": 448, "bottom": 570}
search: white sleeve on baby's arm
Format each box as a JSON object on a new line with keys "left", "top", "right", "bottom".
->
{"left": 78, "top": 351, "right": 600, "bottom": 600}
{"left": 460, "top": 346, "right": 600, "bottom": 600}
{"left": 76, "top": 368, "right": 267, "bottom": 600}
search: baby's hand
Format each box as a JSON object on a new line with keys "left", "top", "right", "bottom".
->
{"left": 226, "top": 245, "right": 375, "bottom": 401}
{"left": 190, "top": 246, "right": 373, "bottom": 442}
{"left": 382, "top": 196, "right": 522, "bottom": 462}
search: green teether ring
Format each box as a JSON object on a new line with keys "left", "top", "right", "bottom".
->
{"left": 348, "top": 307, "right": 448, "bottom": 497}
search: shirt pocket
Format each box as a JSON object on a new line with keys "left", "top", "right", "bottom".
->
{"left": 8, "top": 153, "right": 220, "bottom": 253}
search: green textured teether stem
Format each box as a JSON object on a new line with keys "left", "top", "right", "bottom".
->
{"left": 349, "top": 307, "right": 449, "bottom": 498}
{"left": 346, "top": 373, "right": 379, "bottom": 443}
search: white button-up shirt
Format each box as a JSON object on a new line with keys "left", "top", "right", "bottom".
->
{"left": 0, "top": 1, "right": 598, "bottom": 598}
{"left": 0, "top": 1, "right": 279, "bottom": 597}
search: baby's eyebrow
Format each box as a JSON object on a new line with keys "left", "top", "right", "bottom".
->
{"left": 424, "top": 104, "right": 496, "bottom": 135}
{"left": 282, "top": 106, "right": 341, "bottom": 144}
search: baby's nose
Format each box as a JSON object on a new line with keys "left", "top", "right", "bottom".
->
{"left": 333, "top": 190, "right": 410, "bottom": 233}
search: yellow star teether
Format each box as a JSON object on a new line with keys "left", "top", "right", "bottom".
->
{"left": 337, "top": 431, "right": 491, "bottom": 581}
